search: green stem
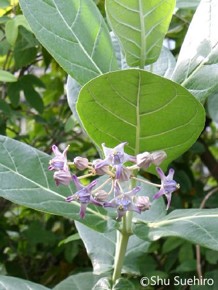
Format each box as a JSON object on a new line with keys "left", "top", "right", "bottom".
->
{"left": 112, "top": 219, "right": 130, "bottom": 283}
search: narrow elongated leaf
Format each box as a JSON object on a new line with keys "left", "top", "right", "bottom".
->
{"left": 172, "top": 0, "right": 218, "bottom": 103}
{"left": 0, "top": 276, "right": 49, "bottom": 290}
{"left": 19, "top": 0, "right": 118, "bottom": 85}
{"left": 105, "top": 0, "right": 175, "bottom": 67}
{"left": 134, "top": 209, "right": 218, "bottom": 250}
{"left": 0, "top": 135, "right": 115, "bottom": 232}
{"left": 77, "top": 69, "right": 205, "bottom": 170}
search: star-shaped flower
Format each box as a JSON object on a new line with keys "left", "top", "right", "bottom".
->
{"left": 153, "top": 167, "right": 180, "bottom": 210}
{"left": 95, "top": 142, "right": 135, "bottom": 180}
{"left": 48, "top": 145, "right": 69, "bottom": 171}
{"left": 66, "top": 175, "right": 100, "bottom": 218}
{"left": 103, "top": 182, "right": 141, "bottom": 221}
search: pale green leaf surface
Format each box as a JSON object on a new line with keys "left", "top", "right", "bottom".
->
{"left": 172, "top": 0, "right": 218, "bottom": 103}
{"left": 0, "top": 69, "right": 17, "bottom": 82}
{"left": 19, "top": 0, "right": 118, "bottom": 85}
{"left": 207, "top": 92, "right": 218, "bottom": 123}
{"left": 105, "top": 0, "right": 175, "bottom": 67}
{"left": 77, "top": 69, "right": 205, "bottom": 170}
{"left": 176, "top": 0, "right": 200, "bottom": 9}
{"left": 53, "top": 272, "right": 99, "bottom": 290}
{"left": 134, "top": 209, "right": 218, "bottom": 250}
{"left": 0, "top": 276, "right": 50, "bottom": 290}
{"left": 110, "top": 31, "right": 176, "bottom": 77}
{"left": 0, "top": 135, "right": 115, "bottom": 232}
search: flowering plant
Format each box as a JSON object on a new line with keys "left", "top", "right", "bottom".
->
{"left": 1, "top": 0, "right": 218, "bottom": 289}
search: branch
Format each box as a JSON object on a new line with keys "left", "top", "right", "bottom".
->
{"left": 199, "top": 139, "right": 218, "bottom": 181}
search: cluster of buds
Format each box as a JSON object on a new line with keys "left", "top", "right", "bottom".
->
{"left": 48, "top": 142, "right": 180, "bottom": 220}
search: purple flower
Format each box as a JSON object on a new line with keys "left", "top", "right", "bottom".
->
{"left": 48, "top": 145, "right": 69, "bottom": 171}
{"left": 66, "top": 175, "right": 100, "bottom": 219}
{"left": 104, "top": 182, "right": 141, "bottom": 221}
{"left": 95, "top": 142, "right": 135, "bottom": 180}
{"left": 153, "top": 167, "right": 179, "bottom": 210}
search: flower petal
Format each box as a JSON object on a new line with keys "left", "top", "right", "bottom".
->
{"left": 153, "top": 189, "right": 165, "bottom": 200}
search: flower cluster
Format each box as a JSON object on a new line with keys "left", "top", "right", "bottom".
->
{"left": 48, "top": 142, "right": 180, "bottom": 220}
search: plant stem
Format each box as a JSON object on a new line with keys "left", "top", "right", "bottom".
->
{"left": 112, "top": 220, "right": 130, "bottom": 283}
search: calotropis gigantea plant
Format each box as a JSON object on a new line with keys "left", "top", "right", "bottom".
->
{"left": 1, "top": 0, "right": 218, "bottom": 289}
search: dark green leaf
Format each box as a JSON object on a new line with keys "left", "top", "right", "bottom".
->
{"left": 14, "top": 27, "right": 38, "bottom": 68}
{"left": 77, "top": 69, "right": 205, "bottom": 170}
{"left": 191, "top": 270, "right": 218, "bottom": 290}
{"left": 23, "top": 85, "right": 44, "bottom": 113}
{"left": 7, "top": 82, "right": 21, "bottom": 107}
{"left": 19, "top": 0, "right": 118, "bottom": 85}
{"left": 0, "top": 99, "right": 11, "bottom": 115}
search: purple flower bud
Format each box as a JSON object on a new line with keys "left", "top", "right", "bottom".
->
{"left": 93, "top": 159, "right": 109, "bottom": 175}
{"left": 74, "top": 156, "right": 89, "bottom": 170}
{"left": 135, "top": 196, "right": 151, "bottom": 211}
{"left": 136, "top": 152, "right": 152, "bottom": 168}
{"left": 53, "top": 170, "right": 72, "bottom": 186}
{"left": 150, "top": 150, "right": 167, "bottom": 166}
{"left": 136, "top": 150, "right": 167, "bottom": 169}
{"left": 92, "top": 190, "right": 108, "bottom": 202}
{"left": 118, "top": 166, "right": 132, "bottom": 181}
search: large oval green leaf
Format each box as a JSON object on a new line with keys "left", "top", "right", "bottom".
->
{"left": 134, "top": 209, "right": 218, "bottom": 251}
{"left": 19, "top": 0, "right": 118, "bottom": 85}
{"left": 105, "top": 0, "right": 175, "bottom": 67}
{"left": 77, "top": 69, "right": 205, "bottom": 169}
{"left": 0, "top": 135, "right": 115, "bottom": 232}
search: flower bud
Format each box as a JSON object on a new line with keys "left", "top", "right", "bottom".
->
{"left": 135, "top": 196, "right": 151, "bottom": 211}
{"left": 54, "top": 170, "right": 72, "bottom": 186}
{"left": 118, "top": 166, "right": 132, "bottom": 181}
{"left": 74, "top": 156, "right": 89, "bottom": 170}
{"left": 92, "top": 190, "right": 108, "bottom": 202}
{"left": 151, "top": 150, "right": 167, "bottom": 165}
{"left": 136, "top": 152, "right": 152, "bottom": 168}
{"left": 93, "top": 159, "right": 109, "bottom": 175}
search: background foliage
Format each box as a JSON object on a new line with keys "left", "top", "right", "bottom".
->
{"left": 1, "top": 0, "right": 218, "bottom": 289}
